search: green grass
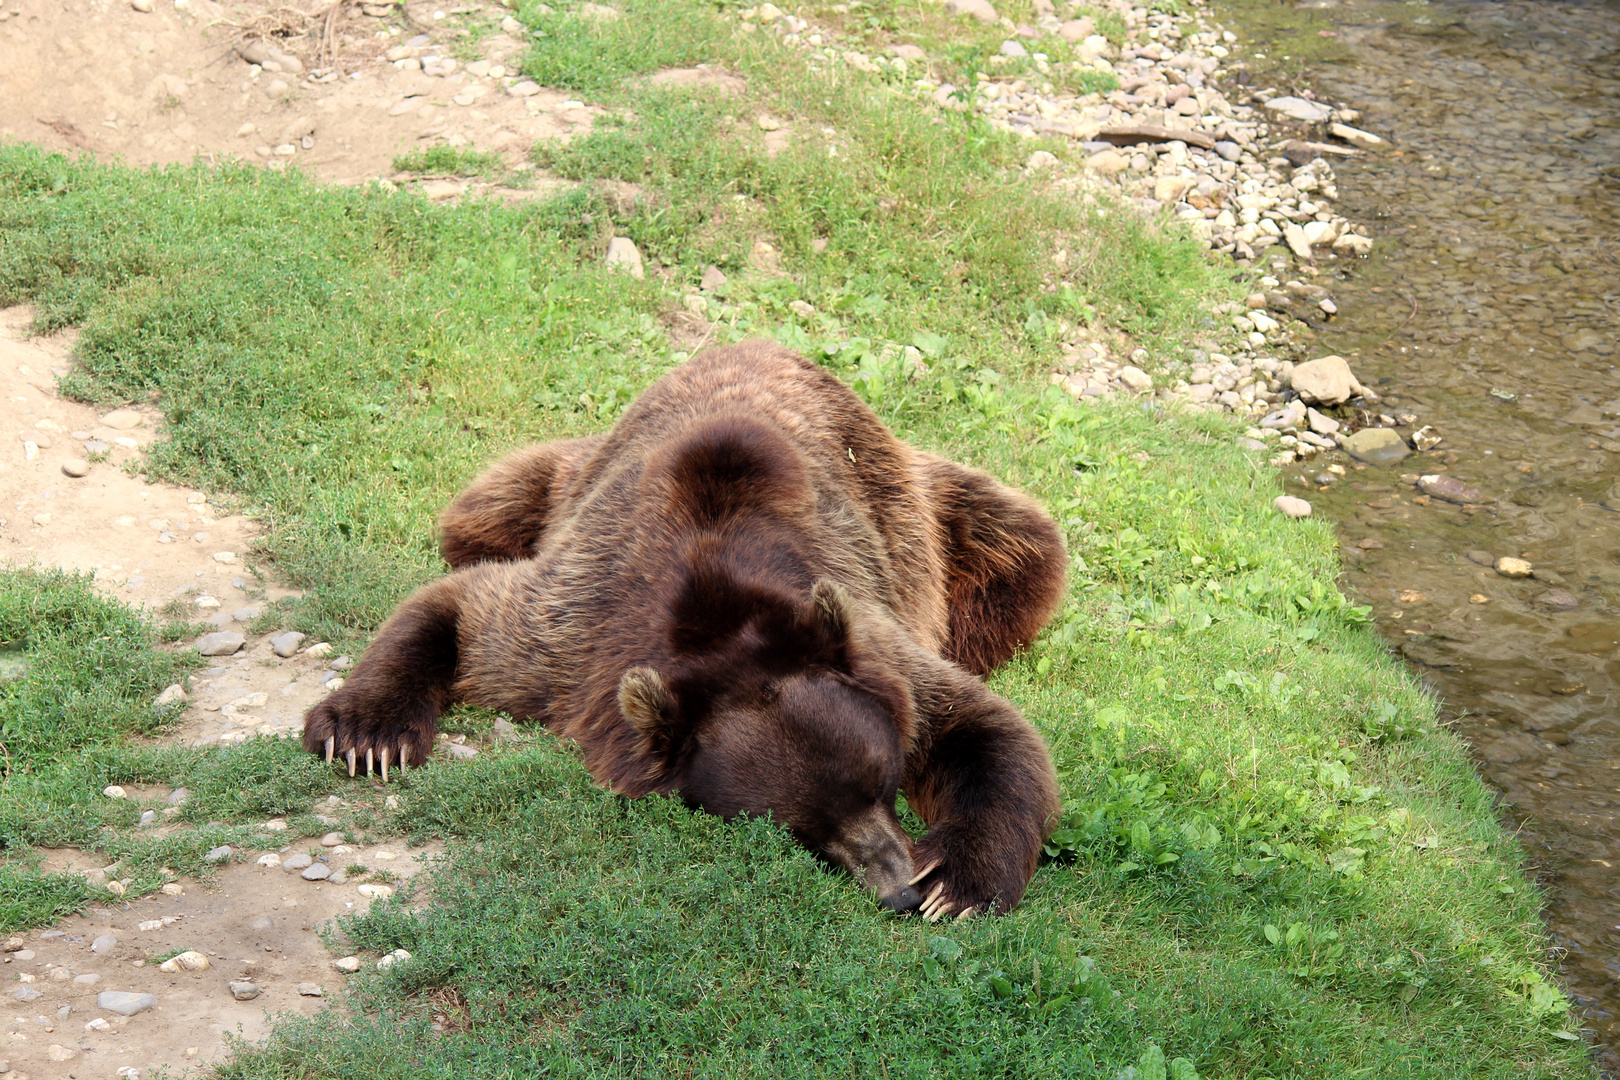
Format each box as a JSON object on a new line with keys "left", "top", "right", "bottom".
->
{"left": 0, "top": 0, "right": 1595, "bottom": 1072}
{"left": 391, "top": 145, "right": 507, "bottom": 180}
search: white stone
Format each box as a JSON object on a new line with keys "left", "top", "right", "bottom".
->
{"left": 604, "top": 237, "right": 644, "bottom": 279}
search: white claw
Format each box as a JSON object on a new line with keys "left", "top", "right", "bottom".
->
{"left": 399, "top": 743, "right": 408, "bottom": 772}
{"left": 366, "top": 747, "right": 373, "bottom": 776}
{"left": 908, "top": 858, "right": 942, "bottom": 887}
{"left": 347, "top": 748, "right": 356, "bottom": 777}
{"left": 380, "top": 747, "right": 390, "bottom": 784}
{"left": 325, "top": 736, "right": 334, "bottom": 764}
{"left": 954, "top": 906, "right": 975, "bottom": 921}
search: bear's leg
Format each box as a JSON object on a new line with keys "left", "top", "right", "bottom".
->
{"left": 901, "top": 656, "right": 1060, "bottom": 917}
{"left": 301, "top": 575, "right": 466, "bottom": 779}
{"left": 438, "top": 435, "right": 603, "bottom": 568}
{"left": 919, "top": 455, "right": 1067, "bottom": 678}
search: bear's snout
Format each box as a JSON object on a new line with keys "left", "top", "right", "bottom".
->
{"left": 880, "top": 885, "right": 924, "bottom": 913}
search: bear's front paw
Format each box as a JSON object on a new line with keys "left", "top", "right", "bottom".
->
{"left": 301, "top": 683, "right": 436, "bottom": 782}
{"left": 909, "top": 833, "right": 1027, "bottom": 920}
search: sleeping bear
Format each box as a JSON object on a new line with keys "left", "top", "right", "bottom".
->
{"left": 302, "top": 341, "right": 1067, "bottom": 918}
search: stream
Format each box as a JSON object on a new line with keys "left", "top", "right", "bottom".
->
{"left": 1237, "top": 0, "right": 1620, "bottom": 1066}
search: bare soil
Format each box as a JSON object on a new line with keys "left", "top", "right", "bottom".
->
{"left": 0, "top": 0, "right": 602, "bottom": 199}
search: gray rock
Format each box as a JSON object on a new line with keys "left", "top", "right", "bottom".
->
{"left": 73, "top": 973, "right": 100, "bottom": 986}
{"left": 139, "top": 810, "right": 157, "bottom": 826}
{"left": 329, "top": 655, "right": 353, "bottom": 670}
{"left": 97, "top": 991, "right": 156, "bottom": 1016}
{"left": 269, "top": 631, "right": 307, "bottom": 658}
{"left": 1264, "top": 96, "right": 1332, "bottom": 123}
{"left": 1214, "top": 140, "right": 1240, "bottom": 162}
{"left": 13, "top": 986, "right": 42, "bottom": 1002}
{"left": 329, "top": 868, "right": 348, "bottom": 885}
{"left": 1537, "top": 590, "right": 1580, "bottom": 611}
{"left": 83, "top": 439, "right": 109, "bottom": 454}
{"left": 1341, "top": 428, "right": 1410, "bottom": 465}
{"left": 229, "top": 981, "right": 261, "bottom": 1001}
{"left": 195, "top": 632, "right": 245, "bottom": 657}
{"left": 282, "top": 853, "right": 314, "bottom": 872}
{"left": 492, "top": 717, "right": 519, "bottom": 741}
{"left": 154, "top": 684, "right": 187, "bottom": 707}
{"left": 167, "top": 787, "right": 189, "bottom": 806}
{"left": 444, "top": 742, "right": 480, "bottom": 760}
{"left": 1305, "top": 408, "right": 1339, "bottom": 435}
{"left": 61, "top": 458, "right": 90, "bottom": 478}
{"left": 998, "top": 39, "right": 1028, "bottom": 58}
{"left": 699, "top": 266, "right": 727, "bottom": 291}
{"left": 297, "top": 982, "right": 324, "bottom": 997}
{"left": 1117, "top": 366, "right": 1153, "bottom": 392}
{"left": 604, "top": 237, "right": 644, "bottom": 279}
{"left": 1463, "top": 551, "right": 1497, "bottom": 567}
{"left": 301, "top": 862, "right": 332, "bottom": 881}
{"left": 91, "top": 934, "right": 118, "bottom": 953}
{"left": 232, "top": 606, "right": 261, "bottom": 623}
{"left": 320, "top": 832, "right": 344, "bottom": 846}
{"left": 205, "top": 845, "right": 233, "bottom": 864}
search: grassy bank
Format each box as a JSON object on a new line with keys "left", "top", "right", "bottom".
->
{"left": 0, "top": 0, "right": 1591, "bottom": 1072}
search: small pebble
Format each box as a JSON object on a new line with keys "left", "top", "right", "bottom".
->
{"left": 91, "top": 934, "right": 118, "bottom": 953}
{"left": 301, "top": 862, "right": 332, "bottom": 881}
{"left": 229, "top": 981, "right": 261, "bottom": 1001}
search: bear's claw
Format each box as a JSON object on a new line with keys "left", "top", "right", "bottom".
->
{"left": 908, "top": 858, "right": 942, "bottom": 887}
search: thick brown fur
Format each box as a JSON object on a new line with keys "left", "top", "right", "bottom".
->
{"left": 304, "top": 342, "right": 1067, "bottom": 915}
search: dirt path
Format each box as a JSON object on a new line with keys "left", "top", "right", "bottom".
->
{"left": 0, "top": 308, "right": 446, "bottom": 1080}
{"left": 0, "top": 0, "right": 599, "bottom": 199}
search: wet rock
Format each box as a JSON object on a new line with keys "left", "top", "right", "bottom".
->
{"left": 1356, "top": 538, "right": 1384, "bottom": 550}
{"left": 1289, "top": 355, "right": 1363, "bottom": 407}
{"left": 1341, "top": 428, "right": 1410, "bottom": 465}
{"left": 1264, "top": 96, "right": 1332, "bottom": 123}
{"left": 1328, "top": 122, "right": 1387, "bottom": 151}
{"left": 1273, "top": 495, "right": 1312, "bottom": 518}
{"left": 229, "top": 981, "right": 261, "bottom": 1001}
{"left": 97, "top": 991, "right": 156, "bottom": 1016}
{"left": 1411, "top": 425, "right": 1442, "bottom": 451}
{"left": 1537, "top": 590, "right": 1580, "bottom": 611}
{"left": 1464, "top": 550, "right": 1496, "bottom": 567}
{"left": 1417, "top": 474, "right": 1483, "bottom": 504}
{"left": 195, "top": 632, "right": 245, "bottom": 656}
{"left": 1495, "top": 557, "right": 1534, "bottom": 578}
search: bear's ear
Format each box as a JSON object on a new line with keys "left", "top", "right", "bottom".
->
{"left": 619, "top": 666, "right": 677, "bottom": 755}
{"left": 810, "top": 579, "right": 853, "bottom": 647}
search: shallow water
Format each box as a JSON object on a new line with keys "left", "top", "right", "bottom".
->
{"left": 1247, "top": 0, "right": 1620, "bottom": 1064}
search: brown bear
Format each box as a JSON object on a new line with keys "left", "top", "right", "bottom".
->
{"left": 302, "top": 341, "right": 1067, "bottom": 918}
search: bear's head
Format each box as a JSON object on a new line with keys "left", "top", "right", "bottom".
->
{"left": 617, "top": 577, "right": 924, "bottom": 913}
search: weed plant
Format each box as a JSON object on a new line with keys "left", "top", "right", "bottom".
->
{"left": 0, "top": 0, "right": 1593, "bottom": 1071}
